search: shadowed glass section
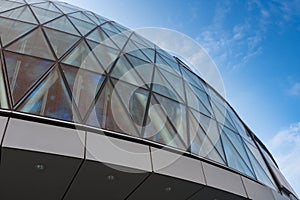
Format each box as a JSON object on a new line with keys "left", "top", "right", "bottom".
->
{"left": 6, "top": 27, "right": 55, "bottom": 60}
{"left": 0, "top": 5, "right": 37, "bottom": 24}
{"left": 18, "top": 66, "right": 76, "bottom": 121}
{"left": 61, "top": 64, "right": 105, "bottom": 119}
{"left": 4, "top": 51, "right": 53, "bottom": 105}
{"left": 0, "top": 17, "right": 36, "bottom": 46}
{"left": 68, "top": 17, "right": 96, "bottom": 36}
{"left": 68, "top": 11, "right": 95, "bottom": 24}
{"left": 44, "top": 27, "right": 80, "bottom": 59}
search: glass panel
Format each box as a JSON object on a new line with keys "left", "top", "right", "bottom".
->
{"left": 25, "top": 0, "right": 46, "bottom": 4}
{"left": 110, "top": 55, "right": 145, "bottom": 87}
{"left": 220, "top": 132, "right": 255, "bottom": 178}
{"left": 152, "top": 68, "right": 183, "bottom": 102}
{"left": 181, "top": 66, "right": 207, "bottom": 92}
{"left": 211, "top": 101, "right": 237, "bottom": 131}
{"left": 44, "top": 16, "right": 80, "bottom": 35}
{"left": 154, "top": 94, "right": 188, "bottom": 146}
{"left": 245, "top": 142, "right": 277, "bottom": 189}
{"left": 221, "top": 126, "right": 255, "bottom": 174}
{"left": 0, "top": 60, "right": 9, "bottom": 109}
{"left": 130, "top": 32, "right": 154, "bottom": 48}
{"left": 6, "top": 27, "right": 55, "bottom": 60}
{"left": 0, "top": 17, "right": 36, "bottom": 46}
{"left": 31, "top": 6, "right": 61, "bottom": 24}
{"left": 69, "top": 11, "right": 95, "bottom": 24}
{"left": 190, "top": 109, "right": 226, "bottom": 161}
{"left": 86, "top": 27, "right": 111, "bottom": 44}
{"left": 85, "top": 79, "right": 139, "bottom": 137}
{"left": 0, "top": 1, "right": 24, "bottom": 13}
{"left": 185, "top": 83, "right": 211, "bottom": 117}
{"left": 84, "top": 11, "right": 99, "bottom": 24}
{"left": 111, "top": 79, "right": 149, "bottom": 133}
{"left": 18, "top": 66, "right": 77, "bottom": 122}
{"left": 158, "top": 68, "right": 185, "bottom": 100}
{"left": 0, "top": 5, "right": 37, "bottom": 24}
{"left": 141, "top": 48, "right": 155, "bottom": 63}
{"left": 62, "top": 40, "right": 104, "bottom": 74}
{"left": 94, "top": 13, "right": 108, "bottom": 24}
{"left": 108, "top": 31, "right": 129, "bottom": 49}
{"left": 68, "top": 17, "right": 96, "bottom": 36}
{"left": 44, "top": 27, "right": 80, "bottom": 59}
{"left": 126, "top": 48, "right": 152, "bottom": 63}
{"left": 32, "top": 2, "right": 61, "bottom": 13}
{"left": 101, "top": 22, "right": 120, "bottom": 34}
{"left": 61, "top": 64, "right": 105, "bottom": 119}
{"left": 53, "top": 3, "right": 79, "bottom": 14}
{"left": 4, "top": 51, "right": 53, "bottom": 105}
{"left": 126, "top": 54, "right": 153, "bottom": 85}
{"left": 189, "top": 111, "right": 225, "bottom": 164}
{"left": 156, "top": 54, "right": 181, "bottom": 76}
{"left": 143, "top": 94, "right": 186, "bottom": 150}
{"left": 88, "top": 40, "right": 119, "bottom": 72}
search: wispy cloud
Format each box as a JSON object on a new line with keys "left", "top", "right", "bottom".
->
{"left": 268, "top": 122, "right": 300, "bottom": 196}
{"left": 289, "top": 82, "right": 300, "bottom": 96}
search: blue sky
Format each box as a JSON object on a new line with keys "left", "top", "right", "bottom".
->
{"left": 64, "top": 0, "right": 300, "bottom": 195}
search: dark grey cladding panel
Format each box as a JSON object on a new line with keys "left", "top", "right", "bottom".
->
{"left": 0, "top": 147, "right": 82, "bottom": 200}
{"left": 63, "top": 160, "right": 149, "bottom": 200}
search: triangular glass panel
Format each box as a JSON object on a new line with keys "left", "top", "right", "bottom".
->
{"left": 245, "top": 142, "right": 277, "bottom": 189}
{"left": 152, "top": 67, "right": 183, "bottom": 103}
{"left": 31, "top": 6, "right": 61, "bottom": 24}
{"left": 32, "top": 2, "right": 61, "bottom": 13}
{"left": 0, "top": 5, "right": 37, "bottom": 24}
{"left": 68, "top": 11, "right": 95, "bottom": 24}
{"left": 111, "top": 78, "right": 149, "bottom": 133}
{"left": 110, "top": 55, "right": 146, "bottom": 87}
{"left": 154, "top": 94, "right": 188, "bottom": 146}
{"left": 158, "top": 68, "right": 185, "bottom": 100}
{"left": 185, "top": 83, "right": 211, "bottom": 117}
{"left": 126, "top": 46, "right": 152, "bottom": 63}
{"left": 181, "top": 66, "right": 207, "bottom": 92}
{"left": 221, "top": 132, "right": 256, "bottom": 178}
{"left": 143, "top": 94, "right": 186, "bottom": 150}
{"left": 190, "top": 109, "right": 226, "bottom": 161}
{"left": 25, "top": 0, "right": 46, "bottom": 4}
{"left": 6, "top": 27, "right": 55, "bottom": 60}
{"left": 0, "top": 60, "right": 9, "bottom": 109}
{"left": 62, "top": 40, "right": 104, "bottom": 74}
{"left": 140, "top": 48, "right": 155, "bottom": 63}
{"left": 156, "top": 53, "right": 180, "bottom": 76}
{"left": 87, "top": 40, "right": 119, "bottom": 72}
{"left": 159, "top": 53, "right": 181, "bottom": 74}
{"left": 44, "top": 27, "right": 80, "bottom": 59}
{"left": 101, "top": 22, "right": 120, "bottom": 34}
{"left": 44, "top": 15, "right": 80, "bottom": 35}
{"left": 53, "top": 3, "right": 79, "bottom": 14}
{"left": 85, "top": 79, "right": 140, "bottom": 137}
{"left": 61, "top": 64, "right": 105, "bottom": 119}
{"left": 0, "top": 1, "right": 24, "bottom": 13}
{"left": 94, "top": 13, "right": 108, "bottom": 24}
{"left": 126, "top": 54, "right": 153, "bottom": 85}
{"left": 111, "top": 22, "right": 129, "bottom": 33}
{"left": 84, "top": 11, "right": 99, "bottom": 24}
{"left": 68, "top": 17, "right": 96, "bottom": 36}
{"left": 4, "top": 51, "right": 53, "bottom": 105}
{"left": 86, "top": 28, "right": 118, "bottom": 49}
{"left": 18, "top": 66, "right": 77, "bottom": 122}
{"left": 130, "top": 32, "right": 154, "bottom": 49}
{"left": 221, "top": 126, "right": 255, "bottom": 174}
{"left": 107, "top": 31, "right": 129, "bottom": 49}
{"left": 0, "top": 17, "right": 36, "bottom": 46}
{"left": 189, "top": 111, "right": 225, "bottom": 164}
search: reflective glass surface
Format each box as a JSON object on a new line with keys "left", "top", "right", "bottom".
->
{"left": 0, "top": 0, "right": 293, "bottom": 194}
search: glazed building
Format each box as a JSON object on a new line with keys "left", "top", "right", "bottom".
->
{"left": 0, "top": 0, "right": 298, "bottom": 199}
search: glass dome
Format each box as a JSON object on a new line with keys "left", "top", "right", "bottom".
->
{"left": 0, "top": 0, "right": 296, "bottom": 196}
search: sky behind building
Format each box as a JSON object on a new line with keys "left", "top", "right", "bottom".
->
{"left": 63, "top": 0, "right": 300, "bottom": 195}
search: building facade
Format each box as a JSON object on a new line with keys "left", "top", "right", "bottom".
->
{"left": 0, "top": 0, "right": 298, "bottom": 199}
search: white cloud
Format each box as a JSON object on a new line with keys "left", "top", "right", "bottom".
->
{"left": 268, "top": 122, "right": 300, "bottom": 196}
{"left": 289, "top": 82, "right": 300, "bottom": 96}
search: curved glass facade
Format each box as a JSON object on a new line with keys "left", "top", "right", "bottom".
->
{"left": 0, "top": 0, "right": 296, "bottom": 196}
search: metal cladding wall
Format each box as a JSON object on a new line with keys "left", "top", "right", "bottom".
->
{"left": 0, "top": 0, "right": 297, "bottom": 199}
